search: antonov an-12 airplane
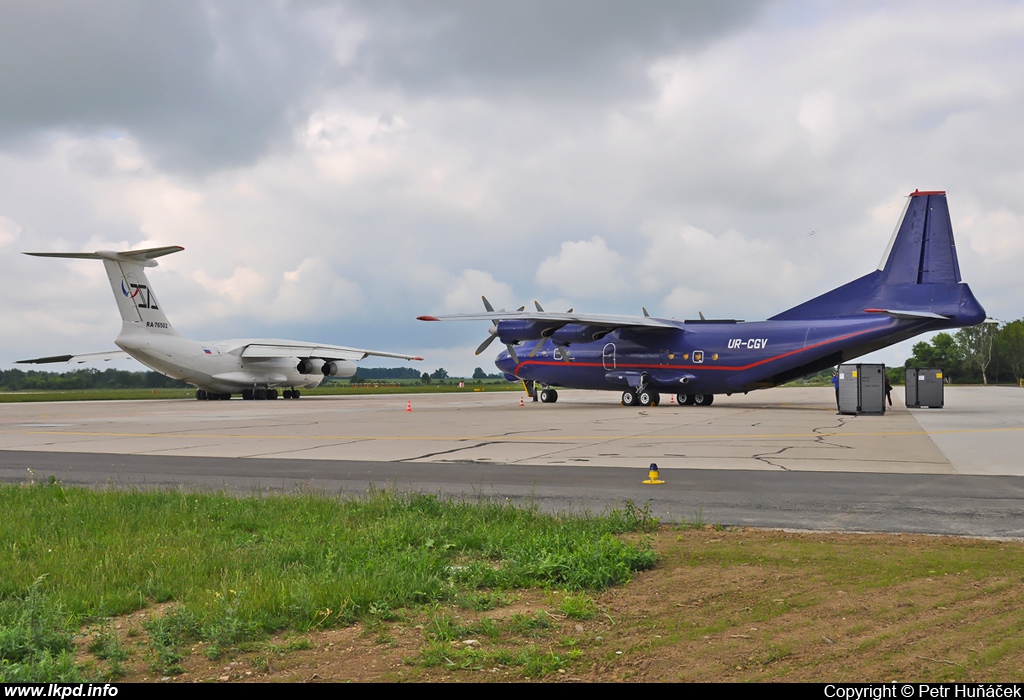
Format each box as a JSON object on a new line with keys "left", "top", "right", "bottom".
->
{"left": 419, "top": 190, "right": 986, "bottom": 406}
{"left": 18, "top": 246, "right": 422, "bottom": 400}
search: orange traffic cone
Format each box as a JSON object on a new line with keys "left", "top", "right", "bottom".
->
{"left": 519, "top": 396, "right": 525, "bottom": 407}
{"left": 406, "top": 400, "right": 412, "bottom": 412}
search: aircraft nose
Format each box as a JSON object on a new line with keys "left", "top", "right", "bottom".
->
{"left": 495, "top": 350, "right": 517, "bottom": 377}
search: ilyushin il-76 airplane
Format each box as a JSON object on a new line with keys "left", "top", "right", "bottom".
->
{"left": 419, "top": 191, "right": 986, "bottom": 407}
{"left": 18, "top": 246, "right": 422, "bottom": 400}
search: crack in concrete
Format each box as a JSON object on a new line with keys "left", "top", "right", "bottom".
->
{"left": 243, "top": 443, "right": 359, "bottom": 458}
{"left": 752, "top": 446, "right": 793, "bottom": 471}
{"left": 344, "top": 426, "right": 569, "bottom": 463}
{"left": 811, "top": 416, "right": 856, "bottom": 451}
{"left": 752, "top": 416, "right": 855, "bottom": 470}
{"left": 400, "top": 439, "right": 568, "bottom": 462}
{"left": 400, "top": 442, "right": 500, "bottom": 461}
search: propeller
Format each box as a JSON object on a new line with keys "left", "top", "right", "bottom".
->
{"left": 475, "top": 296, "right": 521, "bottom": 365}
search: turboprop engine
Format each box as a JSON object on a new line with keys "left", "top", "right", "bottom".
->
{"left": 495, "top": 320, "right": 559, "bottom": 344}
{"left": 548, "top": 324, "right": 611, "bottom": 346}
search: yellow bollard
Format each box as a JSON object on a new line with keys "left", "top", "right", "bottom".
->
{"left": 643, "top": 462, "right": 665, "bottom": 485}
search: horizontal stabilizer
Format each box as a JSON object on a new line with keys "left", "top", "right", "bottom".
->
{"left": 25, "top": 246, "right": 184, "bottom": 268}
{"left": 16, "top": 350, "right": 129, "bottom": 365}
{"left": 864, "top": 308, "right": 951, "bottom": 320}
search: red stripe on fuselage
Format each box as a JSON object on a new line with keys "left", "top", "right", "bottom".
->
{"left": 510, "top": 325, "right": 879, "bottom": 374}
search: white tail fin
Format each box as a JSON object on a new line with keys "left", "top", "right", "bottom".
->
{"left": 25, "top": 246, "right": 183, "bottom": 337}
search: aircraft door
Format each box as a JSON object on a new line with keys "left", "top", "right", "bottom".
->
{"left": 602, "top": 342, "right": 616, "bottom": 370}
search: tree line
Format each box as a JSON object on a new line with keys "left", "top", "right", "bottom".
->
{"left": 350, "top": 367, "right": 423, "bottom": 380}
{"left": 0, "top": 368, "right": 187, "bottom": 391}
{"left": 905, "top": 319, "right": 1024, "bottom": 385}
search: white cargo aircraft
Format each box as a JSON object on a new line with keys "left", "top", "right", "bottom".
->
{"left": 18, "top": 246, "right": 423, "bottom": 400}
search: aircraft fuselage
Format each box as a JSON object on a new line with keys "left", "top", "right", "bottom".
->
{"left": 115, "top": 331, "right": 352, "bottom": 395}
{"left": 496, "top": 313, "right": 961, "bottom": 396}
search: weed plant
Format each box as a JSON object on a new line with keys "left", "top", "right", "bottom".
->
{"left": 0, "top": 577, "right": 80, "bottom": 682}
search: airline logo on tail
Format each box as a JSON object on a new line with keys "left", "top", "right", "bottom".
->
{"left": 120, "top": 274, "right": 157, "bottom": 309}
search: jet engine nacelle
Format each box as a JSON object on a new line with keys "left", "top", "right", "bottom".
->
{"left": 296, "top": 358, "right": 325, "bottom": 375}
{"left": 322, "top": 360, "right": 357, "bottom": 378}
{"left": 496, "top": 320, "right": 560, "bottom": 344}
{"left": 549, "top": 325, "right": 610, "bottom": 346}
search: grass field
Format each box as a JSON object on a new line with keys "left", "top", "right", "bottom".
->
{"left": 0, "top": 481, "right": 656, "bottom": 681}
{"left": 3, "top": 479, "right": 1024, "bottom": 682}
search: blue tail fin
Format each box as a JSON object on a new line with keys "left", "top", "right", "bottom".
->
{"left": 878, "top": 190, "right": 961, "bottom": 285}
{"left": 770, "top": 190, "right": 984, "bottom": 326}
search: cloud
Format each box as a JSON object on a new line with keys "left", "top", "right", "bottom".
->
{"left": 0, "top": 0, "right": 335, "bottom": 173}
{"left": 535, "top": 237, "right": 627, "bottom": 301}
{"left": 2, "top": 1, "right": 1023, "bottom": 375}
{"left": 0, "top": 1, "right": 769, "bottom": 175}
{"left": 0, "top": 215, "right": 21, "bottom": 247}
{"left": 272, "top": 258, "right": 366, "bottom": 321}
{"left": 442, "top": 269, "right": 515, "bottom": 313}
{"left": 339, "top": 0, "right": 769, "bottom": 100}
{"left": 186, "top": 258, "right": 366, "bottom": 325}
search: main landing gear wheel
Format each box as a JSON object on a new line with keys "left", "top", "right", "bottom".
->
{"left": 693, "top": 393, "right": 714, "bottom": 406}
{"left": 622, "top": 389, "right": 638, "bottom": 406}
{"left": 539, "top": 389, "right": 558, "bottom": 403}
{"left": 676, "top": 393, "right": 691, "bottom": 406}
{"left": 638, "top": 388, "right": 656, "bottom": 407}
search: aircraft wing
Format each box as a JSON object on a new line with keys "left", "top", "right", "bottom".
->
{"left": 236, "top": 341, "right": 423, "bottom": 362}
{"left": 16, "top": 350, "right": 130, "bottom": 365}
{"left": 417, "top": 310, "right": 678, "bottom": 330}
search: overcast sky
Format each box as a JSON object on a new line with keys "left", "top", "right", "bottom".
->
{"left": 2, "top": 0, "right": 1022, "bottom": 378}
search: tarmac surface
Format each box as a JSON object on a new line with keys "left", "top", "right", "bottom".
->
{"left": 1, "top": 386, "right": 1022, "bottom": 536}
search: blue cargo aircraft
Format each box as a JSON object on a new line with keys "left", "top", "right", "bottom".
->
{"left": 419, "top": 191, "right": 986, "bottom": 406}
